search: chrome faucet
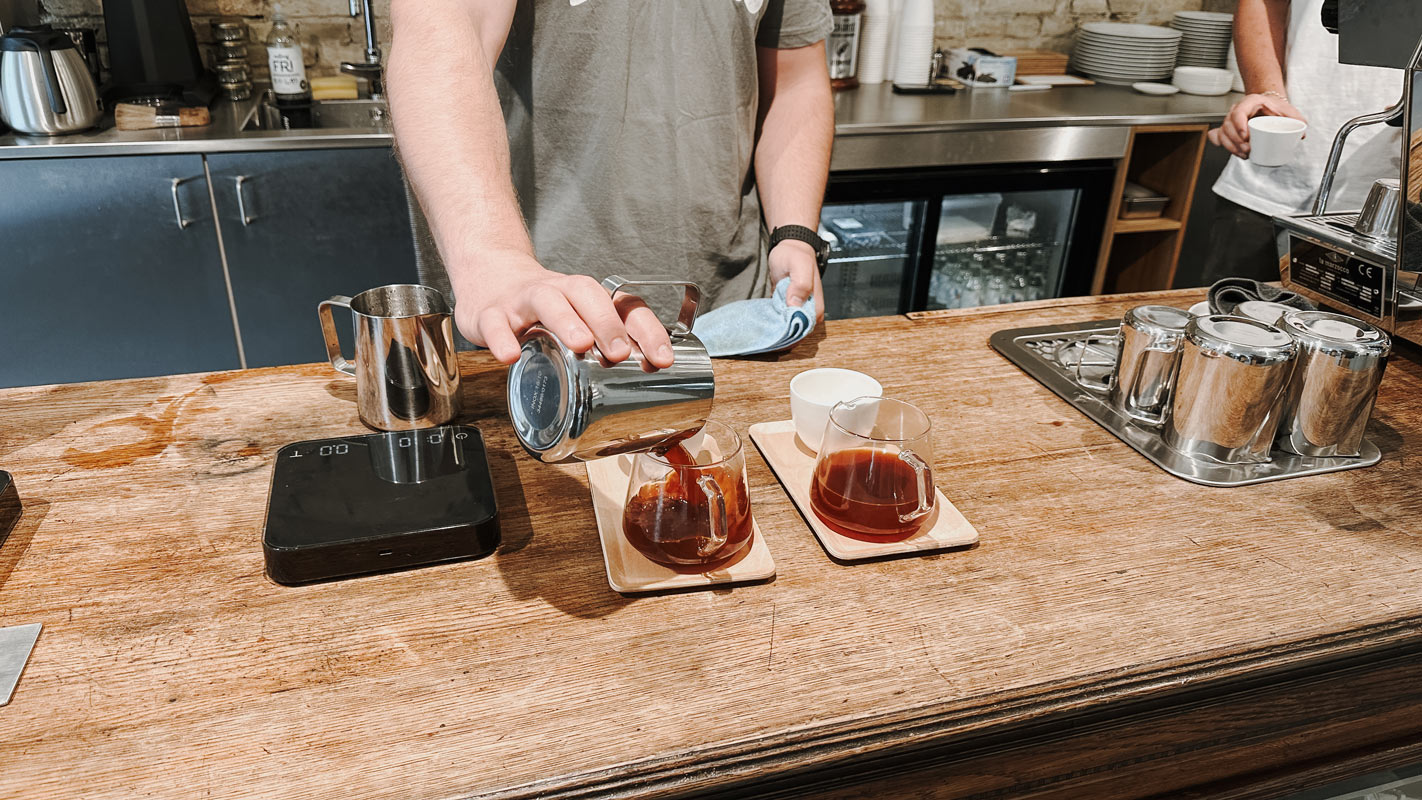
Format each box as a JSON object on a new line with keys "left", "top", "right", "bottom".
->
{"left": 340, "top": 0, "right": 383, "bottom": 97}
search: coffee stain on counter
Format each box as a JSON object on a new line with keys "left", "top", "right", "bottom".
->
{"left": 60, "top": 373, "right": 238, "bottom": 471}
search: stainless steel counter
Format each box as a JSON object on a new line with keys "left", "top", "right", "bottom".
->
{"left": 0, "top": 92, "right": 391, "bottom": 159}
{"left": 829, "top": 83, "right": 1236, "bottom": 171}
{"left": 0, "top": 81, "right": 1237, "bottom": 165}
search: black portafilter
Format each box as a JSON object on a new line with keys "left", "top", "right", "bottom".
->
{"left": 102, "top": 0, "right": 217, "bottom": 106}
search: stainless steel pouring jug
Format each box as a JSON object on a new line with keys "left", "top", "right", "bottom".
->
{"left": 507, "top": 276, "right": 715, "bottom": 463}
{"left": 318, "top": 284, "right": 462, "bottom": 431}
{"left": 0, "top": 26, "right": 101, "bottom": 135}
{"left": 1275, "top": 310, "right": 1390, "bottom": 457}
{"left": 1163, "top": 315, "right": 1297, "bottom": 465}
{"left": 1074, "top": 305, "right": 1192, "bottom": 426}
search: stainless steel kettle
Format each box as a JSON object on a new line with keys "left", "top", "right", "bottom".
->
{"left": 0, "top": 26, "right": 101, "bottom": 135}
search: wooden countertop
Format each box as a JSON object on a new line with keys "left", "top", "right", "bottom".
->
{"left": 3, "top": 289, "right": 1422, "bottom": 800}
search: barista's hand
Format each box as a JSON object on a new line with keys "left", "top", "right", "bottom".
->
{"left": 769, "top": 238, "right": 826, "bottom": 324}
{"left": 449, "top": 250, "right": 675, "bottom": 368}
{"left": 1208, "top": 93, "right": 1308, "bottom": 159}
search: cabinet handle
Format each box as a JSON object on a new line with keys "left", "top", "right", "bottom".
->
{"left": 170, "top": 177, "right": 194, "bottom": 229}
{"left": 234, "top": 175, "right": 256, "bottom": 226}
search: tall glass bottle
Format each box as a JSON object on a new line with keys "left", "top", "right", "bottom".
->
{"left": 266, "top": 5, "right": 311, "bottom": 128}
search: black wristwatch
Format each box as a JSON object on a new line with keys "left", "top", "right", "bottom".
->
{"left": 769, "top": 224, "right": 830, "bottom": 275}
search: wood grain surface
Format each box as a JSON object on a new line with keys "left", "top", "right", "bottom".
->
{"left": 2, "top": 289, "right": 1422, "bottom": 800}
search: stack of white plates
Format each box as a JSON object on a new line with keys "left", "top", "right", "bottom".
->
{"left": 1172, "top": 11, "right": 1233, "bottom": 69}
{"left": 1070, "top": 22, "right": 1182, "bottom": 86}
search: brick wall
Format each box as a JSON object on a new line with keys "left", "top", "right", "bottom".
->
{"left": 934, "top": 0, "right": 1238, "bottom": 53}
{"left": 38, "top": 0, "right": 390, "bottom": 80}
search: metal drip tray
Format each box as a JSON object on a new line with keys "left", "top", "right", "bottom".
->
{"left": 990, "top": 319, "right": 1381, "bottom": 487}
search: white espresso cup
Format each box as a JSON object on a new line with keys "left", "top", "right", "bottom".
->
{"left": 1248, "top": 116, "right": 1308, "bottom": 167}
{"left": 789, "top": 368, "right": 883, "bottom": 452}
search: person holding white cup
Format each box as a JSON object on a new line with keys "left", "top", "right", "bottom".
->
{"left": 1199, "top": 0, "right": 1401, "bottom": 285}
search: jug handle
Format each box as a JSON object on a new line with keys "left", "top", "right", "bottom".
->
{"left": 601, "top": 275, "right": 703, "bottom": 337}
{"left": 1068, "top": 331, "right": 1120, "bottom": 393}
{"left": 696, "top": 473, "right": 729, "bottom": 558}
{"left": 897, "top": 450, "right": 936, "bottom": 524}
{"left": 34, "top": 41, "right": 68, "bottom": 115}
{"left": 1125, "top": 337, "right": 1182, "bottom": 427}
{"left": 318, "top": 295, "right": 357, "bottom": 377}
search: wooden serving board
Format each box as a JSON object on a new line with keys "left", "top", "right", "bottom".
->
{"left": 585, "top": 455, "right": 775, "bottom": 593}
{"left": 749, "top": 420, "right": 979, "bottom": 560}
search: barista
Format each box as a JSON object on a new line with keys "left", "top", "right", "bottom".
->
{"left": 387, "top": 0, "right": 835, "bottom": 369}
{"left": 1203, "top": 0, "right": 1401, "bottom": 284}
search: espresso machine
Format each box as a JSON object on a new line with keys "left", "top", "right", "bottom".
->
{"left": 1275, "top": 0, "right": 1422, "bottom": 342}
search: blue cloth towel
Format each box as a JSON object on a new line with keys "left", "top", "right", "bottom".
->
{"left": 692, "top": 278, "right": 818, "bottom": 357}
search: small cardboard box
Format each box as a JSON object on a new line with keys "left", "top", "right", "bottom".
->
{"left": 946, "top": 47, "right": 1017, "bottom": 87}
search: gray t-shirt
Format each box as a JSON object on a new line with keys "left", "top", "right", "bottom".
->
{"left": 493, "top": 0, "right": 832, "bottom": 309}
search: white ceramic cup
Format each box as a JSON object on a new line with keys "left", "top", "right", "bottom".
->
{"left": 1188, "top": 301, "right": 1211, "bottom": 316}
{"left": 1248, "top": 116, "right": 1308, "bottom": 167}
{"left": 789, "top": 368, "right": 883, "bottom": 452}
{"left": 1235, "top": 300, "right": 1295, "bottom": 325}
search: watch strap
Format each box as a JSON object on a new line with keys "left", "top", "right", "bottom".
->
{"left": 769, "top": 224, "right": 829, "bottom": 274}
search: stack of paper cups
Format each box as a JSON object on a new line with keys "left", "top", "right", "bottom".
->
{"left": 891, "top": 0, "right": 935, "bottom": 85}
{"left": 857, "top": 0, "right": 894, "bottom": 85}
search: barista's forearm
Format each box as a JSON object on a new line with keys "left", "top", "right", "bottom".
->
{"left": 1234, "top": 0, "right": 1290, "bottom": 96}
{"left": 388, "top": 0, "right": 533, "bottom": 285}
{"left": 754, "top": 43, "right": 834, "bottom": 232}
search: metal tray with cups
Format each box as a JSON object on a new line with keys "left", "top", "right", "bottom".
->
{"left": 990, "top": 303, "right": 1391, "bottom": 487}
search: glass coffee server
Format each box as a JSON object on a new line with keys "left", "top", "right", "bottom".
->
{"left": 817, "top": 162, "right": 1116, "bottom": 317}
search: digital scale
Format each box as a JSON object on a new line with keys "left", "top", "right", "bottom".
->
{"left": 262, "top": 425, "right": 501, "bottom": 585}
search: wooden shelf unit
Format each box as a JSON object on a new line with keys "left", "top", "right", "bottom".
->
{"left": 1091, "top": 124, "right": 1209, "bottom": 294}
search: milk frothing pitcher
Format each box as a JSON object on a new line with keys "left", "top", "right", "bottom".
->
{"left": 1071, "top": 305, "right": 1192, "bottom": 426}
{"left": 1275, "top": 310, "right": 1390, "bottom": 457}
{"left": 318, "top": 284, "right": 462, "bottom": 431}
{"left": 1163, "top": 316, "right": 1297, "bottom": 465}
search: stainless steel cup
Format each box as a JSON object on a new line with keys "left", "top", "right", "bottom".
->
{"left": 1275, "top": 310, "right": 1390, "bottom": 457}
{"left": 507, "top": 276, "right": 715, "bottom": 463}
{"left": 1163, "top": 315, "right": 1297, "bottom": 465}
{"left": 1354, "top": 177, "right": 1401, "bottom": 241}
{"left": 1073, "top": 305, "right": 1192, "bottom": 425}
{"left": 318, "top": 284, "right": 462, "bottom": 432}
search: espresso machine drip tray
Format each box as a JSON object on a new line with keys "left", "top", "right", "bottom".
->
{"left": 990, "top": 319, "right": 1381, "bottom": 488}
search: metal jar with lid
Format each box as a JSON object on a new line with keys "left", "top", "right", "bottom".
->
{"left": 507, "top": 277, "right": 714, "bottom": 463}
{"left": 1163, "top": 315, "right": 1297, "bottom": 465}
{"left": 1274, "top": 310, "right": 1390, "bottom": 457}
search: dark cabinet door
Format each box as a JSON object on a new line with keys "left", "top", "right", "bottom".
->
{"left": 0, "top": 154, "right": 240, "bottom": 388}
{"left": 206, "top": 148, "right": 419, "bottom": 368}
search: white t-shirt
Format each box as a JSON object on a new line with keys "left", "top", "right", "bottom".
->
{"left": 1213, "top": 0, "right": 1402, "bottom": 217}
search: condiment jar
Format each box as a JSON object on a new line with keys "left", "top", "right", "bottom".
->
{"left": 1163, "top": 315, "right": 1297, "bottom": 465}
{"left": 506, "top": 276, "right": 715, "bottom": 463}
{"left": 1274, "top": 310, "right": 1390, "bottom": 457}
{"left": 826, "top": 0, "right": 865, "bottom": 90}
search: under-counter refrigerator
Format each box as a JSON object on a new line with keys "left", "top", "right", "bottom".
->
{"left": 816, "top": 162, "right": 1116, "bottom": 318}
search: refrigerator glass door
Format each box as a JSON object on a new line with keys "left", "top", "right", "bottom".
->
{"left": 926, "top": 188, "right": 1080, "bottom": 310}
{"left": 817, "top": 200, "right": 925, "bottom": 319}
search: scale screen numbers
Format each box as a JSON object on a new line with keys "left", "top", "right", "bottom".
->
{"left": 288, "top": 430, "right": 468, "bottom": 459}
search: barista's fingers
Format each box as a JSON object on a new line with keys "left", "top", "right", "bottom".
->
{"left": 529, "top": 284, "right": 596, "bottom": 354}
{"left": 1221, "top": 115, "right": 1248, "bottom": 157}
{"left": 560, "top": 275, "right": 633, "bottom": 363}
{"left": 478, "top": 307, "right": 523, "bottom": 365}
{"left": 614, "top": 294, "right": 676, "bottom": 370}
{"left": 1206, "top": 127, "right": 1223, "bottom": 147}
{"left": 812, "top": 269, "right": 826, "bottom": 324}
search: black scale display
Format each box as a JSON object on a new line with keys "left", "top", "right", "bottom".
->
{"left": 262, "top": 425, "right": 500, "bottom": 585}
